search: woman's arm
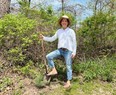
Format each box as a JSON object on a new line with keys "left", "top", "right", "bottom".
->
{"left": 72, "top": 30, "right": 77, "bottom": 58}
{"left": 43, "top": 32, "right": 58, "bottom": 42}
{"left": 39, "top": 32, "right": 58, "bottom": 42}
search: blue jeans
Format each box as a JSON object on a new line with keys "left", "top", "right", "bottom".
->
{"left": 46, "top": 48, "right": 72, "bottom": 80}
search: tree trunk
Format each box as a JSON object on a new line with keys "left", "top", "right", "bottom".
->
{"left": 29, "top": 0, "right": 31, "bottom": 7}
{"left": 0, "top": 0, "right": 11, "bottom": 18}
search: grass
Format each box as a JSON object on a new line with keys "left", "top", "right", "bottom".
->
{"left": 12, "top": 89, "right": 22, "bottom": 95}
{"left": 0, "top": 76, "right": 12, "bottom": 91}
{"left": 73, "top": 57, "right": 116, "bottom": 82}
{"left": 0, "top": 56, "right": 115, "bottom": 95}
{"left": 40, "top": 56, "right": 116, "bottom": 95}
{"left": 41, "top": 80, "right": 115, "bottom": 95}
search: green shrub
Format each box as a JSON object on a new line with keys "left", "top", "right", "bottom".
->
{"left": 78, "top": 12, "right": 115, "bottom": 57}
{"left": 34, "top": 73, "right": 45, "bottom": 88}
{"left": 0, "top": 14, "right": 40, "bottom": 65}
{"left": 17, "top": 60, "right": 38, "bottom": 78}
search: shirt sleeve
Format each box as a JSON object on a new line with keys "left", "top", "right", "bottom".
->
{"left": 43, "top": 31, "right": 58, "bottom": 42}
{"left": 72, "top": 30, "right": 77, "bottom": 56}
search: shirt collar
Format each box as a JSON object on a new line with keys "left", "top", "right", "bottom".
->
{"left": 62, "top": 27, "right": 69, "bottom": 31}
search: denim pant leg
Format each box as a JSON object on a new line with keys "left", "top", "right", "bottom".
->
{"left": 63, "top": 50, "right": 72, "bottom": 80}
{"left": 46, "top": 49, "right": 61, "bottom": 68}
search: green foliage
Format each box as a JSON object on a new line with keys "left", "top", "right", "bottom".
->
{"left": 12, "top": 89, "right": 22, "bottom": 95}
{"left": 18, "top": 60, "right": 38, "bottom": 78}
{"left": 0, "top": 14, "right": 39, "bottom": 65}
{"left": 38, "top": 6, "right": 58, "bottom": 30}
{"left": 34, "top": 73, "right": 45, "bottom": 88}
{"left": 55, "top": 60, "right": 67, "bottom": 80}
{"left": 0, "top": 77, "right": 12, "bottom": 91}
{"left": 73, "top": 57, "right": 116, "bottom": 82}
{"left": 18, "top": 0, "right": 30, "bottom": 16}
{"left": 8, "top": 47, "right": 26, "bottom": 64}
{"left": 78, "top": 12, "right": 116, "bottom": 57}
{"left": 20, "top": 64, "right": 30, "bottom": 76}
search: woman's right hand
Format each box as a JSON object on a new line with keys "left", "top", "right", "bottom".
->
{"left": 39, "top": 34, "right": 44, "bottom": 40}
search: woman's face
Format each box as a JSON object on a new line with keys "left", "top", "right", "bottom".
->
{"left": 61, "top": 18, "right": 68, "bottom": 29}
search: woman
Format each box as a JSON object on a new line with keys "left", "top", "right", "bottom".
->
{"left": 40, "top": 15, "right": 77, "bottom": 88}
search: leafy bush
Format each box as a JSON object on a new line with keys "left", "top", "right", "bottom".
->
{"left": 0, "top": 14, "right": 40, "bottom": 65}
{"left": 16, "top": 60, "right": 38, "bottom": 78}
{"left": 78, "top": 12, "right": 116, "bottom": 57}
{"left": 34, "top": 73, "right": 45, "bottom": 88}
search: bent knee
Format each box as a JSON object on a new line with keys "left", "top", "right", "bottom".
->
{"left": 46, "top": 54, "right": 52, "bottom": 60}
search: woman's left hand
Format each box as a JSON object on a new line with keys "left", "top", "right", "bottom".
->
{"left": 71, "top": 54, "right": 75, "bottom": 59}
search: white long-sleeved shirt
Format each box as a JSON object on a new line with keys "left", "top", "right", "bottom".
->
{"left": 43, "top": 27, "right": 77, "bottom": 55}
